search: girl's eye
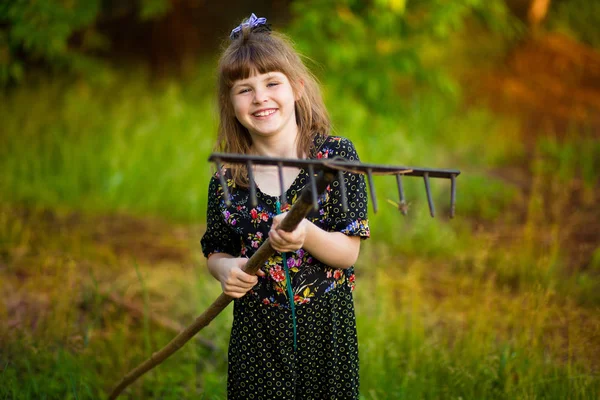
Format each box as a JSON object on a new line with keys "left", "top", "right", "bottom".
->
{"left": 267, "top": 82, "right": 280, "bottom": 87}
{"left": 238, "top": 88, "right": 251, "bottom": 94}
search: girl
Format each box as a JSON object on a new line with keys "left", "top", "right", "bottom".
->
{"left": 201, "top": 13, "right": 370, "bottom": 400}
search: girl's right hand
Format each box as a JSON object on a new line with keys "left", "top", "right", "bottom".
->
{"left": 214, "top": 257, "right": 265, "bottom": 298}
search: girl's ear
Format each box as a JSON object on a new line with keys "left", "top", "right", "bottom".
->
{"left": 295, "top": 79, "right": 305, "bottom": 101}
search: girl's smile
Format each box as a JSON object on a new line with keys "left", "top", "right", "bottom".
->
{"left": 252, "top": 108, "right": 277, "bottom": 118}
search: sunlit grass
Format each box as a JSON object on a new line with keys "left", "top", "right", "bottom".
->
{"left": 1, "top": 203, "right": 599, "bottom": 398}
{"left": 0, "top": 68, "right": 217, "bottom": 221}
{"left": 0, "top": 66, "right": 523, "bottom": 236}
{"left": 1, "top": 67, "right": 599, "bottom": 398}
{"left": 356, "top": 264, "right": 599, "bottom": 399}
{"left": 0, "top": 205, "right": 231, "bottom": 399}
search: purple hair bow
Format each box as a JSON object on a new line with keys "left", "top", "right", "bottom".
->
{"left": 230, "top": 13, "right": 268, "bottom": 40}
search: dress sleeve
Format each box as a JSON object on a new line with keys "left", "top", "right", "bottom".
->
{"left": 323, "top": 137, "right": 370, "bottom": 239}
{"left": 201, "top": 176, "right": 242, "bottom": 258}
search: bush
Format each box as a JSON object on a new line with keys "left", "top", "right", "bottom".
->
{"left": 288, "top": 0, "right": 519, "bottom": 114}
{"left": 0, "top": 0, "right": 171, "bottom": 87}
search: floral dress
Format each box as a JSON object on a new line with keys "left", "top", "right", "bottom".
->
{"left": 201, "top": 135, "right": 370, "bottom": 400}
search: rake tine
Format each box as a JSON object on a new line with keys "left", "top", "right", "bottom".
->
{"left": 450, "top": 173, "right": 457, "bottom": 219}
{"left": 246, "top": 161, "right": 258, "bottom": 208}
{"left": 395, "top": 174, "right": 407, "bottom": 216}
{"left": 423, "top": 172, "right": 435, "bottom": 217}
{"left": 366, "top": 168, "right": 378, "bottom": 214}
{"left": 308, "top": 164, "right": 319, "bottom": 211}
{"left": 277, "top": 162, "right": 287, "bottom": 206}
{"left": 338, "top": 170, "right": 349, "bottom": 213}
{"left": 215, "top": 159, "right": 231, "bottom": 206}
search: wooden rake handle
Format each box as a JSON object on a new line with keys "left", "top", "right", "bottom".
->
{"left": 108, "top": 170, "right": 336, "bottom": 399}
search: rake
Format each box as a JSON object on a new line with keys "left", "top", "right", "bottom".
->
{"left": 108, "top": 153, "right": 460, "bottom": 399}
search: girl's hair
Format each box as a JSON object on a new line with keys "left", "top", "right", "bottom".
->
{"left": 216, "top": 20, "right": 331, "bottom": 187}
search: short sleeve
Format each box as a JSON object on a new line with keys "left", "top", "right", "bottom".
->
{"left": 322, "top": 137, "right": 370, "bottom": 239}
{"left": 201, "top": 177, "right": 242, "bottom": 258}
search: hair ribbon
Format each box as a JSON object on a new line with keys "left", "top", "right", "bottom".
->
{"left": 230, "top": 13, "right": 268, "bottom": 40}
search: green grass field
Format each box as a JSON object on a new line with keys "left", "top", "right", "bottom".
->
{"left": 1, "top": 56, "right": 599, "bottom": 399}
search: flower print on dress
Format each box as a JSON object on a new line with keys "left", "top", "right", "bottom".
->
{"left": 293, "top": 285, "right": 316, "bottom": 305}
{"left": 249, "top": 205, "right": 271, "bottom": 227}
{"left": 341, "top": 218, "right": 371, "bottom": 238}
{"left": 316, "top": 148, "right": 330, "bottom": 159}
{"left": 269, "top": 265, "right": 286, "bottom": 282}
{"left": 322, "top": 266, "right": 350, "bottom": 293}
{"left": 203, "top": 135, "right": 370, "bottom": 311}
{"left": 264, "top": 254, "right": 289, "bottom": 297}
{"left": 347, "top": 272, "right": 356, "bottom": 292}
{"left": 247, "top": 231, "right": 264, "bottom": 249}
{"left": 324, "top": 281, "right": 336, "bottom": 293}
{"left": 222, "top": 209, "right": 238, "bottom": 226}
{"left": 286, "top": 255, "right": 303, "bottom": 273}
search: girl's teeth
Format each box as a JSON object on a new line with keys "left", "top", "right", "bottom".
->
{"left": 255, "top": 110, "right": 275, "bottom": 117}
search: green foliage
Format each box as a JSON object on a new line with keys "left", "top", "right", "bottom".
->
{"left": 0, "top": 345, "right": 100, "bottom": 399}
{"left": 536, "top": 133, "right": 600, "bottom": 189}
{"left": 0, "top": 0, "right": 102, "bottom": 86}
{"left": 0, "top": 0, "right": 171, "bottom": 87}
{"left": 547, "top": 0, "right": 600, "bottom": 49}
{"left": 0, "top": 67, "right": 217, "bottom": 221}
{"left": 140, "top": 0, "right": 172, "bottom": 20}
{"left": 288, "top": 0, "right": 519, "bottom": 114}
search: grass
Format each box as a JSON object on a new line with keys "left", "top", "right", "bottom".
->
{"left": 1, "top": 62, "right": 599, "bottom": 399}
{"left": 0, "top": 65, "right": 523, "bottom": 238}
{"left": 0, "top": 67, "right": 217, "bottom": 221}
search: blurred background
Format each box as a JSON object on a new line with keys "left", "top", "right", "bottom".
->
{"left": 1, "top": 0, "right": 599, "bottom": 398}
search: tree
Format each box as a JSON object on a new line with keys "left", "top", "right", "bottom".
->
{"left": 288, "top": 0, "right": 520, "bottom": 113}
{"left": 0, "top": 0, "right": 172, "bottom": 87}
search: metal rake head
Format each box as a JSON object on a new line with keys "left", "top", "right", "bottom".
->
{"left": 209, "top": 152, "right": 460, "bottom": 218}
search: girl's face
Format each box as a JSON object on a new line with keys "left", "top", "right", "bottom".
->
{"left": 230, "top": 71, "right": 299, "bottom": 141}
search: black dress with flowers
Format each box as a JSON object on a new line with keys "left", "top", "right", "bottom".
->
{"left": 201, "top": 135, "right": 370, "bottom": 400}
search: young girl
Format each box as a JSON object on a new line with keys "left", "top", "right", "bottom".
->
{"left": 201, "top": 13, "right": 370, "bottom": 399}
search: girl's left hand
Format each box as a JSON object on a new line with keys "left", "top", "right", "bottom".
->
{"left": 269, "top": 213, "right": 309, "bottom": 252}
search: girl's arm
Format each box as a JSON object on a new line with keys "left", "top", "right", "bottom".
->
{"left": 269, "top": 216, "right": 361, "bottom": 269}
{"left": 207, "top": 253, "right": 265, "bottom": 298}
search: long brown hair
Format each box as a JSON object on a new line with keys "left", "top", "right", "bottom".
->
{"left": 216, "top": 21, "right": 330, "bottom": 186}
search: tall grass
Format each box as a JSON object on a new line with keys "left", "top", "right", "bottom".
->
{"left": 1, "top": 203, "right": 598, "bottom": 399}
{"left": 1, "top": 68, "right": 599, "bottom": 398}
{"left": 0, "top": 67, "right": 217, "bottom": 221}
{"left": 0, "top": 68, "right": 522, "bottom": 249}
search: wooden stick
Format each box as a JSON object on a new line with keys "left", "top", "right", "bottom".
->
{"left": 108, "top": 171, "right": 335, "bottom": 399}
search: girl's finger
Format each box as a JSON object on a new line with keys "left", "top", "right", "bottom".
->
{"left": 234, "top": 271, "right": 259, "bottom": 284}
{"left": 268, "top": 229, "right": 282, "bottom": 245}
{"left": 276, "top": 229, "right": 296, "bottom": 243}
{"left": 271, "top": 214, "right": 283, "bottom": 230}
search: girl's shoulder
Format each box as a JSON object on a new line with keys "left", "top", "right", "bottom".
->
{"left": 209, "top": 166, "right": 236, "bottom": 193}
{"left": 311, "top": 134, "right": 360, "bottom": 161}
{"left": 210, "top": 164, "right": 232, "bottom": 180}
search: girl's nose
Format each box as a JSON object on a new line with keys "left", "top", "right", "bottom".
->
{"left": 253, "top": 88, "right": 268, "bottom": 103}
